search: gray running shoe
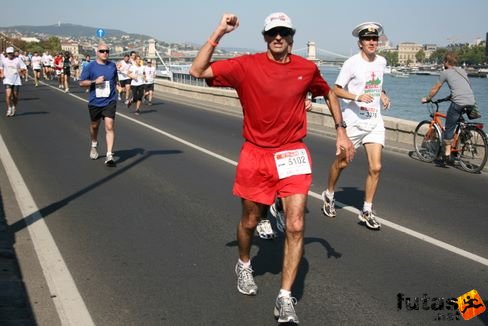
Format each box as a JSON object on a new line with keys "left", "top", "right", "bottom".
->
{"left": 235, "top": 262, "right": 258, "bottom": 295}
{"left": 104, "top": 152, "right": 116, "bottom": 167}
{"left": 358, "top": 210, "right": 381, "bottom": 230}
{"left": 89, "top": 145, "right": 99, "bottom": 160}
{"left": 274, "top": 295, "right": 299, "bottom": 324}
{"left": 256, "top": 218, "right": 276, "bottom": 240}
{"left": 269, "top": 198, "right": 285, "bottom": 232}
{"left": 321, "top": 191, "right": 336, "bottom": 218}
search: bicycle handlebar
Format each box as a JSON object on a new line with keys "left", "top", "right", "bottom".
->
{"left": 425, "top": 96, "right": 452, "bottom": 105}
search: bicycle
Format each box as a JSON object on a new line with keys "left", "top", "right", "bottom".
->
{"left": 413, "top": 96, "right": 488, "bottom": 173}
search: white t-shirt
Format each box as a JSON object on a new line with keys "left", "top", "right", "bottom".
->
{"left": 335, "top": 53, "right": 387, "bottom": 131}
{"left": 144, "top": 66, "right": 156, "bottom": 84}
{"left": 41, "top": 54, "right": 50, "bottom": 66}
{"left": 117, "top": 60, "right": 131, "bottom": 81}
{"left": 1, "top": 57, "right": 27, "bottom": 85}
{"left": 31, "top": 55, "right": 42, "bottom": 69}
{"left": 129, "top": 65, "right": 145, "bottom": 86}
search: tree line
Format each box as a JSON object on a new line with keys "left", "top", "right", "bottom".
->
{"left": 380, "top": 43, "right": 487, "bottom": 67}
{"left": 2, "top": 35, "right": 61, "bottom": 54}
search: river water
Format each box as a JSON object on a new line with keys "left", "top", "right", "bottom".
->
{"left": 319, "top": 66, "right": 488, "bottom": 127}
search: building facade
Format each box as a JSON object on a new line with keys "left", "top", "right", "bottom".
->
{"left": 61, "top": 41, "right": 80, "bottom": 56}
{"left": 397, "top": 42, "right": 423, "bottom": 65}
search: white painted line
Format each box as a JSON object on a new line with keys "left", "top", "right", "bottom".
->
{"left": 0, "top": 134, "right": 95, "bottom": 326}
{"left": 307, "top": 191, "right": 488, "bottom": 266}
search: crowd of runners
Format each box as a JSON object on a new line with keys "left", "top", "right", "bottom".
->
{"left": 0, "top": 46, "right": 157, "bottom": 117}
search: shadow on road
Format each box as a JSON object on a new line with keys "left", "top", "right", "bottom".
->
{"left": 8, "top": 148, "right": 183, "bottom": 235}
{"left": 0, "top": 185, "right": 36, "bottom": 325}
{"left": 226, "top": 231, "right": 342, "bottom": 301}
{"left": 334, "top": 186, "right": 364, "bottom": 212}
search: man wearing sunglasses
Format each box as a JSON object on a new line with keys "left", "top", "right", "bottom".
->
{"left": 79, "top": 43, "right": 118, "bottom": 167}
{"left": 190, "top": 12, "right": 353, "bottom": 324}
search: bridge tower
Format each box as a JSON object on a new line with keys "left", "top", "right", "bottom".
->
{"left": 307, "top": 41, "right": 319, "bottom": 63}
{"left": 147, "top": 39, "right": 156, "bottom": 59}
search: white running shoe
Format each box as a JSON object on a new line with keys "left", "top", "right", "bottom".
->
{"left": 256, "top": 219, "right": 276, "bottom": 240}
{"left": 89, "top": 143, "right": 99, "bottom": 160}
{"left": 358, "top": 210, "right": 381, "bottom": 230}
{"left": 269, "top": 198, "right": 285, "bottom": 232}
{"left": 274, "top": 295, "right": 299, "bottom": 323}
{"left": 235, "top": 262, "right": 258, "bottom": 295}
{"left": 321, "top": 191, "right": 336, "bottom": 218}
{"left": 6, "top": 107, "right": 12, "bottom": 117}
{"left": 11, "top": 106, "right": 15, "bottom": 116}
{"left": 104, "top": 152, "right": 116, "bottom": 167}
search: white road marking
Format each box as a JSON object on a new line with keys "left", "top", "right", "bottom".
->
{"left": 0, "top": 134, "right": 95, "bottom": 326}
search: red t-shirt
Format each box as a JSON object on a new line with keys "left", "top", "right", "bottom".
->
{"left": 207, "top": 53, "right": 330, "bottom": 148}
{"left": 54, "top": 56, "right": 63, "bottom": 71}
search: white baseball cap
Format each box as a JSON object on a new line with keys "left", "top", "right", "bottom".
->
{"left": 6, "top": 47, "right": 14, "bottom": 53}
{"left": 263, "top": 12, "right": 294, "bottom": 32}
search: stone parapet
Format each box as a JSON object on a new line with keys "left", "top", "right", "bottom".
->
{"left": 154, "top": 79, "right": 418, "bottom": 147}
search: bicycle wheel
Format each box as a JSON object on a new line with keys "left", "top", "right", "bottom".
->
{"left": 413, "top": 120, "right": 441, "bottom": 162}
{"left": 457, "top": 127, "right": 488, "bottom": 173}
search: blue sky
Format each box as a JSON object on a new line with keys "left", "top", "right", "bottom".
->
{"left": 2, "top": 0, "right": 487, "bottom": 55}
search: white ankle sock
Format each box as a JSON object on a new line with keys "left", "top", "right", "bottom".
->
{"left": 279, "top": 289, "right": 291, "bottom": 298}
{"left": 325, "top": 189, "right": 334, "bottom": 199}
{"left": 363, "top": 202, "right": 373, "bottom": 212}
{"left": 238, "top": 259, "right": 250, "bottom": 268}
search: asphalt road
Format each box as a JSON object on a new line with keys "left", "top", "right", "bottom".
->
{"left": 0, "top": 79, "right": 487, "bottom": 326}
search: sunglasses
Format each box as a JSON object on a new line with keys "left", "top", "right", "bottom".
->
{"left": 98, "top": 49, "right": 110, "bottom": 54}
{"left": 265, "top": 28, "right": 294, "bottom": 38}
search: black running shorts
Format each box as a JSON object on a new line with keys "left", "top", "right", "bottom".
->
{"left": 88, "top": 101, "right": 116, "bottom": 121}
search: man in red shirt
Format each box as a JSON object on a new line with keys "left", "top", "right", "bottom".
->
{"left": 53, "top": 52, "right": 64, "bottom": 89}
{"left": 190, "top": 12, "right": 354, "bottom": 323}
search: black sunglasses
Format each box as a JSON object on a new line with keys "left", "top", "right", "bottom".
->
{"left": 265, "top": 28, "right": 294, "bottom": 38}
{"left": 98, "top": 49, "right": 110, "bottom": 54}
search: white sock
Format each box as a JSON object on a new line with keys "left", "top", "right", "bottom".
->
{"left": 325, "top": 189, "right": 334, "bottom": 199}
{"left": 91, "top": 141, "right": 98, "bottom": 148}
{"left": 238, "top": 259, "right": 251, "bottom": 268}
{"left": 363, "top": 202, "right": 373, "bottom": 212}
{"left": 278, "top": 289, "right": 291, "bottom": 298}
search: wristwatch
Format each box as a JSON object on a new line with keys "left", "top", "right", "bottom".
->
{"left": 335, "top": 121, "right": 347, "bottom": 129}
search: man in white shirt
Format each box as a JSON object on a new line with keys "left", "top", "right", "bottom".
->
{"left": 127, "top": 55, "right": 145, "bottom": 115}
{"left": 116, "top": 54, "right": 131, "bottom": 103}
{"left": 143, "top": 59, "right": 156, "bottom": 105}
{"left": 1, "top": 47, "right": 27, "bottom": 117}
{"left": 31, "top": 51, "right": 43, "bottom": 86}
{"left": 321, "top": 22, "right": 391, "bottom": 230}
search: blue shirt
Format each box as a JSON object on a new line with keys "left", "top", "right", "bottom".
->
{"left": 80, "top": 60, "right": 118, "bottom": 107}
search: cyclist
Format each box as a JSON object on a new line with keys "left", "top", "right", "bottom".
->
{"left": 422, "top": 52, "right": 476, "bottom": 166}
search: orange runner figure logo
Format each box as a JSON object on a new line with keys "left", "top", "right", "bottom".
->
{"left": 457, "top": 290, "right": 485, "bottom": 320}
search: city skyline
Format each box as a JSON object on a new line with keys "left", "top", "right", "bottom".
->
{"left": 2, "top": 0, "right": 487, "bottom": 55}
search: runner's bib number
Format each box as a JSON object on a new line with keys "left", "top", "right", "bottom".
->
{"left": 274, "top": 149, "right": 311, "bottom": 179}
{"left": 95, "top": 81, "right": 110, "bottom": 98}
